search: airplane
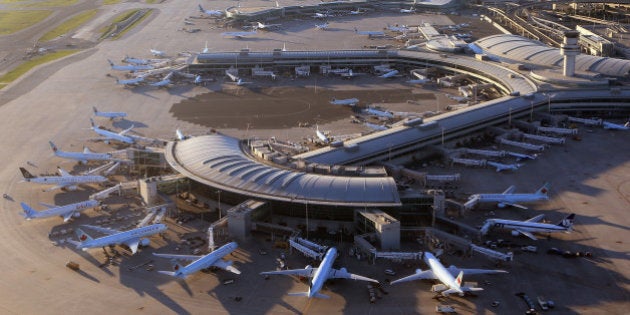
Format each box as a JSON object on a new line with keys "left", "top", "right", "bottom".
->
{"left": 386, "top": 24, "right": 410, "bottom": 33}
{"left": 379, "top": 69, "right": 400, "bottom": 78}
{"left": 602, "top": 121, "right": 629, "bottom": 130}
{"left": 339, "top": 69, "right": 366, "bottom": 78}
{"left": 93, "top": 106, "right": 127, "bottom": 120}
{"left": 175, "top": 129, "right": 189, "bottom": 141}
{"left": 349, "top": 8, "right": 364, "bottom": 15}
{"left": 354, "top": 28, "right": 385, "bottom": 38}
{"left": 149, "top": 72, "right": 173, "bottom": 88}
{"left": 254, "top": 21, "right": 281, "bottom": 30}
{"left": 507, "top": 151, "right": 538, "bottom": 161}
{"left": 487, "top": 161, "right": 522, "bottom": 172}
{"left": 315, "top": 22, "right": 329, "bottom": 30}
{"left": 153, "top": 242, "right": 241, "bottom": 279}
{"left": 260, "top": 247, "right": 378, "bottom": 299}
{"left": 108, "top": 60, "right": 153, "bottom": 72}
{"left": 19, "top": 167, "right": 107, "bottom": 192}
{"left": 390, "top": 252, "right": 507, "bottom": 296}
{"left": 49, "top": 141, "right": 115, "bottom": 164}
{"left": 406, "top": 78, "right": 429, "bottom": 84}
{"left": 364, "top": 122, "right": 389, "bottom": 131}
{"left": 464, "top": 183, "right": 550, "bottom": 210}
{"left": 115, "top": 76, "right": 145, "bottom": 86}
{"left": 221, "top": 29, "right": 257, "bottom": 39}
{"left": 150, "top": 49, "right": 166, "bottom": 57}
{"left": 315, "top": 125, "right": 329, "bottom": 143}
{"left": 400, "top": 6, "right": 416, "bottom": 14}
{"left": 122, "top": 56, "right": 166, "bottom": 65}
{"left": 199, "top": 4, "right": 224, "bottom": 17}
{"left": 20, "top": 199, "right": 100, "bottom": 222}
{"left": 312, "top": 12, "right": 332, "bottom": 19}
{"left": 480, "top": 213, "right": 576, "bottom": 240}
{"left": 363, "top": 107, "right": 394, "bottom": 119}
{"left": 71, "top": 223, "right": 167, "bottom": 255}
{"left": 330, "top": 98, "right": 359, "bottom": 106}
{"left": 89, "top": 118, "right": 135, "bottom": 144}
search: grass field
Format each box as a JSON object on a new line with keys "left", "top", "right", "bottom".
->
{"left": 0, "top": 50, "right": 79, "bottom": 90}
{"left": 39, "top": 9, "right": 98, "bottom": 42}
{"left": 0, "top": 10, "right": 52, "bottom": 35}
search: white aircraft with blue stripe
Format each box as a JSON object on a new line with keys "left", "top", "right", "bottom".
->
{"left": 153, "top": 242, "right": 240, "bottom": 279}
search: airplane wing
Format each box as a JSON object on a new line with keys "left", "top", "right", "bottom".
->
{"left": 62, "top": 211, "right": 75, "bottom": 222}
{"left": 119, "top": 124, "right": 134, "bottom": 136}
{"left": 43, "top": 185, "right": 65, "bottom": 192}
{"left": 213, "top": 259, "right": 241, "bottom": 275}
{"left": 515, "top": 229, "right": 538, "bottom": 240}
{"left": 81, "top": 224, "right": 121, "bottom": 235}
{"left": 390, "top": 269, "right": 436, "bottom": 285}
{"left": 152, "top": 253, "right": 202, "bottom": 261}
{"left": 502, "top": 185, "right": 516, "bottom": 194}
{"left": 124, "top": 238, "right": 140, "bottom": 254}
{"left": 328, "top": 268, "right": 379, "bottom": 282}
{"left": 261, "top": 267, "right": 316, "bottom": 278}
{"left": 504, "top": 202, "right": 528, "bottom": 209}
{"left": 39, "top": 202, "right": 55, "bottom": 208}
{"left": 446, "top": 266, "right": 508, "bottom": 277}
{"left": 525, "top": 214, "right": 545, "bottom": 222}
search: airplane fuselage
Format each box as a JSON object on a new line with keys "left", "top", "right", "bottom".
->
{"left": 483, "top": 219, "right": 569, "bottom": 234}
{"left": 473, "top": 193, "right": 547, "bottom": 204}
{"left": 24, "top": 200, "right": 99, "bottom": 220}
{"left": 93, "top": 127, "right": 135, "bottom": 144}
{"left": 177, "top": 242, "right": 238, "bottom": 277}
{"left": 309, "top": 247, "right": 337, "bottom": 298}
{"left": 424, "top": 253, "right": 463, "bottom": 295}
{"left": 79, "top": 224, "right": 167, "bottom": 250}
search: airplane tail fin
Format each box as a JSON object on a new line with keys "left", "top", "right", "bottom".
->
{"left": 19, "top": 167, "right": 35, "bottom": 179}
{"left": 455, "top": 270, "right": 464, "bottom": 286}
{"left": 535, "top": 182, "right": 551, "bottom": 196}
{"left": 92, "top": 106, "right": 98, "bottom": 114}
{"left": 75, "top": 228, "right": 93, "bottom": 243}
{"left": 107, "top": 59, "right": 114, "bottom": 67}
{"left": 557, "top": 213, "right": 575, "bottom": 229}
{"left": 89, "top": 118, "right": 96, "bottom": 128}
{"left": 198, "top": 4, "right": 204, "bottom": 13}
{"left": 20, "top": 202, "right": 37, "bottom": 219}
{"left": 49, "top": 141, "right": 58, "bottom": 153}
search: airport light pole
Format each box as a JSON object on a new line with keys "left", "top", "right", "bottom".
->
{"left": 216, "top": 190, "right": 221, "bottom": 220}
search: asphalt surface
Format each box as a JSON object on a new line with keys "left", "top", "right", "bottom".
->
{"left": 0, "top": 1, "right": 627, "bottom": 314}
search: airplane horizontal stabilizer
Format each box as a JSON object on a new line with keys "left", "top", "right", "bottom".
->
{"left": 441, "top": 288, "right": 463, "bottom": 296}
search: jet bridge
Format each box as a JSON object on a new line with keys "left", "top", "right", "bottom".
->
{"left": 469, "top": 244, "right": 513, "bottom": 263}
{"left": 289, "top": 238, "right": 325, "bottom": 261}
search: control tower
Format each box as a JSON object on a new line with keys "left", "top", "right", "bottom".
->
{"left": 561, "top": 31, "right": 580, "bottom": 77}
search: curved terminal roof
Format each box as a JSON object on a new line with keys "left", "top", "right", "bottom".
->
{"left": 165, "top": 134, "right": 401, "bottom": 207}
{"left": 472, "top": 34, "right": 630, "bottom": 77}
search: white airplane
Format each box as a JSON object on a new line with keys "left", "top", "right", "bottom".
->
{"left": 464, "top": 183, "right": 550, "bottom": 210}
{"left": 153, "top": 242, "right": 240, "bottom": 279}
{"left": 364, "top": 122, "right": 389, "bottom": 131}
{"left": 312, "top": 12, "right": 332, "bottom": 19}
{"left": 89, "top": 118, "right": 135, "bottom": 144}
{"left": 261, "top": 247, "right": 378, "bottom": 299}
{"left": 123, "top": 56, "right": 166, "bottom": 65}
{"left": 19, "top": 167, "right": 107, "bottom": 192}
{"left": 400, "top": 6, "right": 416, "bottom": 13}
{"left": 390, "top": 252, "right": 507, "bottom": 296}
{"left": 602, "top": 121, "right": 629, "bottom": 130}
{"left": 255, "top": 21, "right": 281, "bottom": 30}
{"left": 354, "top": 28, "right": 385, "bottom": 38}
{"left": 93, "top": 106, "right": 127, "bottom": 120}
{"left": 487, "top": 161, "right": 522, "bottom": 172}
{"left": 20, "top": 199, "right": 100, "bottom": 222}
{"left": 481, "top": 213, "right": 576, "bottom": 240}
{"left": 198, "top": 4, "right": 224, "bottom": 17}
{"left": 315, "top": 22, "right": 329, "bottom": 30}
{"left": 150, "top": 49, "right": 166, "bottom": 57}
{"left": 406, "top": 78, "right": 429, "bottom": 84}
{"left": 221, "top": 29, "right": 257, "bottom": 38}
{"left": 49, "top": 141, "right": 115, "bottom": 164}
{"left": 108, "top": 60, "right": 153, "bottom": 72}
{"left": 386, "top": 24, "right": 410, "bottom": 33}
{"left": 363, "top": 107, "right": 394, "bottom": 119}
{"left": 116, "top": 76, "right": 144, "bottom": 86}
{"left": 315, "top": 125, "right": 329, "bottom": 143}
{"left": 349, "top": 8, "right": 364, "bottom": 15}
{"left": 330, "top": 98, "right": 359, "bottom": 106}
{"left": 379, "top": 69, "right": 400, "bottom": 78}
{"left": 149, "top": 72, "right": 173, "bottom": 88}
{"left": 71, "top": 223, "right": 167, "bottom": 254}
{"left": 507, "top": 151, "right": 538, "bottom": 161}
